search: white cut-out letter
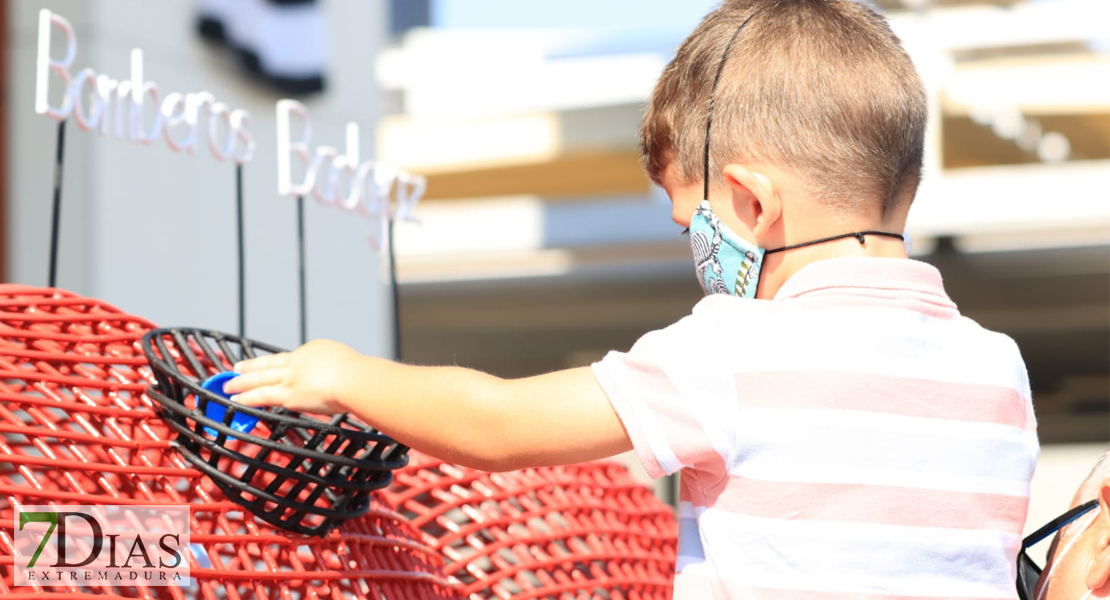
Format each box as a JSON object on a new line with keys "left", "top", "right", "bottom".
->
{"left": 71, "top": 68, "right": 104, "bottom": 131}
{"left": 35, "top": 10, "right": 78, "bottom": 121}
{"left": 277, "top": 100, "right": 320, "bottom": 196}
{"left": 394, "top": 171, "right": 427, "bottom": 222}
{"left": 335, "top": 122, "right": 363, "bottom": 211}
{"left": 182, "top": 91, "right": 215, "bottom": 155}
{"left": 230, "top": 109, "right": 255, "bottom": 165}
{"left": 128, "top": 49, "right": 164, "bottom": 144}
{"left": 161, "top": 92, "right": 190, "bottom": 152}
{"left": 206, "top": 102, "right": 237, "bottom": 161}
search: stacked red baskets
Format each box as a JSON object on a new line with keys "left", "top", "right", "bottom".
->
{"left": 381, "top": 452, "right": 679, "bottom": 600}
{"left": 0, "top": 286, "right": 459, "bottom": 600}
{"left": 0, "top": 285, "right": 679, "bottom": 599}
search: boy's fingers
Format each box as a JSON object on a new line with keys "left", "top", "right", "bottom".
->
{"left": 223, "top": 369, "right": 286, "bottom": 394}
{"left": 234, "top": 353, "right": 290, "bottom": 374}
{"left": 232, "top": 387, "right": 290, "bottom": 408}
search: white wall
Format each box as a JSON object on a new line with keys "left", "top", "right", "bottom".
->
{"left": 5, "top": 0, "right": 395, "bottom": 357}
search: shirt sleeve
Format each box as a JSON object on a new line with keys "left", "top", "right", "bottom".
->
{"left": 590, "top": 299, "right": 727, "bottom": 479}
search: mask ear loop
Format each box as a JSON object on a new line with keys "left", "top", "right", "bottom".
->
{"left": 698, "top": 6, "right": 904, "bottom": 258}
{"left": 702, "top": 14, "right": 758, "bottom": 202}
{"left": 679, "top": 15, "right": 756, "bottom": 239}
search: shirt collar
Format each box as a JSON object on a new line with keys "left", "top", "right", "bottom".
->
{"left": 774, "top": 257, "right": 951, "bottom": 302}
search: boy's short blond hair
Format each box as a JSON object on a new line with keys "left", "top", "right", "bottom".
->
{"left": 641, "top": 0, "right": 927, "bottom": 214}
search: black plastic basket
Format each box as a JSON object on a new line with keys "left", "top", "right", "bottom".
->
{"left": 141, "top": 327, "right": 409, "bottom": 536}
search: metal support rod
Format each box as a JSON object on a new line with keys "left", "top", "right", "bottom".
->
{"left": 296, "top": 196, "right": 307, "bottom": 346}
{"left": 388, "top": 220, "right": 402, "bottom": 361}
{"left": 47, "top": 120, "right": 67, "bottom": 288}
{"left": 236, "top": 165, "right": 246, "bottom": 338}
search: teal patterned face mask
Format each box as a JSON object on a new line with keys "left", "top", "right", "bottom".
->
{"left": 688, "top": 200, "right": 907, "bottom": 298}
{"left": 690, "top": 200, "right": 763, "bottom": 298}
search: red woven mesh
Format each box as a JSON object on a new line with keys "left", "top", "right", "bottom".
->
{"left": 0, "top": 285, "right": 461, "bottom": 600}
{"left": 380, "top": 452, "right": 678, "bottom": 600}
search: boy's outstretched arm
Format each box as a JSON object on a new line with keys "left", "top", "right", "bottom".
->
{"left": 223, "top": 340, "right": 632, "bottom": 472}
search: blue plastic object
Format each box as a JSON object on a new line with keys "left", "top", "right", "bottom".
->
{"left": 199, "top": 371, "right": 259, "bottom": 436}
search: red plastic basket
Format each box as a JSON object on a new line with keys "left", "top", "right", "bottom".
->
{"left": 380, "top": 452, "right": 679, "bottom": 600}
{"left": 0, "top": 285, "right": 460, "bottom": 600}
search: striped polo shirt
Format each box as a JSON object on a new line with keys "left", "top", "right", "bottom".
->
{"left": 592, "top": 257, "right": 1039, "bottom": 599}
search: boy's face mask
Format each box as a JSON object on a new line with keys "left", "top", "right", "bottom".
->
{"left": 690, "top": 12, "right": 903, "bottom": 299}
{"left": 690, "top": 200, "right": 763, "bottom": 298}
{"left": 689, "top": 199, "right": 905, "bottom": 299}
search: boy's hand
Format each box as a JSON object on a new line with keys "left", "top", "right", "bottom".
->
{"left": 224, "top": 339, "right": 361, "bottom": 415}
{"left": 221, "top": 338, "right": 631, "bottom": 472}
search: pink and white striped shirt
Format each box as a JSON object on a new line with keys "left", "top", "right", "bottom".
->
{"left": 592, "top": 257, "right": 1039, "bottom": 599}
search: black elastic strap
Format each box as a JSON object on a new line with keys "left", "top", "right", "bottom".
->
{"left": 764, "top": 231, "right": 905, "bottom": 255}
{"left": 703, "top": 15, "right": 757, "bottom": 201}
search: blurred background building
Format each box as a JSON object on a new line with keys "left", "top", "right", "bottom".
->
{"left": 3, "top": 0, "right": 1107, "bottom": 547}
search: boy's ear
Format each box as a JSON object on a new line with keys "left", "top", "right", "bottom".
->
{"left": 722, "top": 163, "right": 781, "bottom": 239}
{"left": 1086, "top": 481, "right": 1110, "bottom": 591}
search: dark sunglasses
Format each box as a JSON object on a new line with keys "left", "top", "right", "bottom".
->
{"left": 1016, "top": 499, "right": 1098, "bottom": 600}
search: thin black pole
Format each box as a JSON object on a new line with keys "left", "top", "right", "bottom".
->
{"left": 296, "top": 195, "right": 307, "bottom": 346}
{"left": 47, "top": 120, "right": 67, "bottom": 288}
{"left": 236, "top": 165, "right": 245, "bottom": 338}
{"left": 388, "top": 220, "right": 401, "bottom": 361}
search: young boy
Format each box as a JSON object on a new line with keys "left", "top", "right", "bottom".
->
{"left": 227, "top": 0, "right": 1040, "bottom": 597}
